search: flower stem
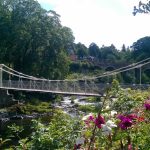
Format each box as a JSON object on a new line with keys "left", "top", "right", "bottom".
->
{"left": 87, "top": 89, "right": 110, "bottom": 150}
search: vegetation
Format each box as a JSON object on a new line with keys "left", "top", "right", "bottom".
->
{"left": 0, "top": 0, "right": 74, "bottom": 79}
{"left": 133, "top": 1, "right": 150, "bottom": 15}
{"left": 0, "top": 0, "right": 150, "bottom": 83}
{"left": 1, "top": 81, "right": 150, "bottom": 149}
{"left": 0, "top": 0, "right": 150, "bottom": 149}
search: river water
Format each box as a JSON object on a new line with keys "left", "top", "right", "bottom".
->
{"left": 0, "top": 96, "right": 99, "bottom": 137}
{"left": 55, "top": 96, "right": 101, "bottom": 117}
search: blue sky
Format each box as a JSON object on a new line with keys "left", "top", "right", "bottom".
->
{"left": 37, "top": 0, "right": 150, "bottom": 49}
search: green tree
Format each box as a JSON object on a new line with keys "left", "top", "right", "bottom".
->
{"left": 131, "top": 36, "right": 150, "bottom": 61}
{"left": 88, "top": 42, "right": 100, "bottom": 58}
{"left": 133, "top": 1, "right": 150, "bottom": 15}
{"left": 76, "top": 42, "right": 88, "bottom": 59}
{"left": 100, "top": 44, "right": 120, "bottom": 62}
{"left": 0, "top": 0, "right": 74, "bottom": 79}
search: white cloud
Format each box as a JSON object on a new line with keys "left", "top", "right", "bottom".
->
{"left": 38, "top": 0, "right": 150, "bottom": 49}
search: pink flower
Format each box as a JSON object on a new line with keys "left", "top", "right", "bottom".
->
{"left": 88, "top": 115, "right": 95, "bottom": 121}
{"left": 144, "top": 101, "right": 150, "bottom": 110}
{"left": 118, "top": 115, "right": 133, "bottom": 130}
{"left": 117, "top": 114, "right": 126, "bottom": 121}
{"left": 127, "top": 114, "right": 138, "bottom": 120}
{"left": 94, "top": 115, "right": 105, "bottom": 128}
{"left": 128, "top": 144, "right": 132, "bottom": 150}
{"left": 82, "top": 113, "right": 95, "bottom": 127}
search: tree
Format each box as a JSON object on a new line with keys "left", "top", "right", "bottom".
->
{"left": 133, "top": 1, "right": 150, "bottom": 15}
{"left": 131, "top": 36, "right": 150, "bottom": 61}
{"left": 88, "top": 43, "right": 100, "bottom": 58}
{"left": 121, "top": 44, "right": 126, "bottom": 52}
{"left": 0, "top": 0, "right": 74, "bottom": 79}
{"left": 100, "top": 45, "right": 120, "bottom": 62}
{"left": 75, "top": 43, "right": 88, "bottom": 59}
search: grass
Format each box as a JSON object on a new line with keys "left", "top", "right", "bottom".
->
{"left": 78, "top": 104, "right": 100, "bottom": 113}
{"left": 5, "top": 101, "right": 52, "bottom": 115}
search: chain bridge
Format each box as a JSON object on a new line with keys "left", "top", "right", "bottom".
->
{"left": 0, "top": 58, "right": 150, "bottom": 96}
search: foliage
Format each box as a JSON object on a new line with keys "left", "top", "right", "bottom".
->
{"left": 0, "top": 0, "right": 150, "bottom": 84}
{"left": 88, "top": 43, "right": 100, "bottom": 58}
{"left": 6, "top": 101, "right": 52, "bottom": 114}
{"left": 72, "top": 82, "right": 150, "bottom": 150}
{"left": 7, "top": 124, "right": 24, "bottom": 140}
{"left": 0, "top": 138, "right": 11, "bottom": 149}
{"left": 133, "top": 1, "right": 150, "bottom": 15}
{"left": 75, "top": 42, "right": 88, "bottom": 59}
{"left": 1, "top": 81, "right": 150, "bottom": 149}
{"left": 131, "top": 36, "right": 150, "bottom": 61}
{"left": 0, "top": 0, "right": 74, "bottom": 79}
{"left": 78, "top": 104, "right": 99, "bottom": 113}
{"left": 12, "top": 110, "right": 82, "bottom": 150}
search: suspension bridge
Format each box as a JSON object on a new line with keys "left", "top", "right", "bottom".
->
{"left": 0, "top": 58, "right": 150, "bottom": 96}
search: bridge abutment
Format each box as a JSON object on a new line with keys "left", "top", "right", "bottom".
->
{"left": 0, "top": 90, "right": 18, "bottom": 108}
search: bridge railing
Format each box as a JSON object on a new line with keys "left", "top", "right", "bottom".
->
{"left": 1, "top": 80, "right": 149, "bottom": 95}
{"left": 0, "top": 80, "right": 109, "bottom": 95}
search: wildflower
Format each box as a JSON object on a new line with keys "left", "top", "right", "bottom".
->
{"left": 106, "top": 120, "right": 117, "bottom": 128}
{"left": 101, "top": 124, "right": 112, "bottom": 135}
{"left": 82, "top": 113, "right": 94, "bottom": 121}
{"left": 101, "top": 120, "right": 117, "bottom": 135}
{"left": 117, "top": 114, "right": 126, "bottom": 121}
{"left": 95, "top": 115, "right": 105, "bottom": 128}
{"left": 74, "top": 137, "right": 85, "bottom": 150}
{"left": 111, "top": 110, "right": 117, "bottom": 117}
{"left": 106, "top": 105, "right": 110, "bottom": 109}
{"left": 144, "top": 100, "right": 150, "bottom": 110}
{"left": 127, "top": 113, "right": 138, "bottom": 120}
{"left": 128, "top": 144, "right": 132, "bottom": 150}
{"left": 137, "top": 116, "right": 144, "bottom": 122}
{"left": 118, "top": 117, "right": 132, "bottom": 130}
{"left": 82, "top": 113, "right": 95, "bottom": 127}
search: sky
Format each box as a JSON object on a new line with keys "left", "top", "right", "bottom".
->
{"left": 37, "top": 0, "right": 150, "bottom": 49}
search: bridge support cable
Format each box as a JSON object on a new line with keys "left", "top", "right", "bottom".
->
{"left": 0, "top": 58, "right": 150, "bottom": 96}
{"left": 84, "top": 80, "right": 87, "bottom": 94}
{"left": 134, "top": 68, "right": 136, "bottom": 84}
{"left": 139, "top": 65, "right": 142, "bottom": 87}
{"left": 48, "top": 80, "right": 51, "bottom": 91}
{"left": 73, "top": 82, "right": 76, "bottom": 93}
{"left": 0, "top": 65, "right": 3, "bottom": 87}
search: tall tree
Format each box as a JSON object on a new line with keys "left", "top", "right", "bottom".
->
{"left": 121, "top": 44, "right": 126, "bottom": 52}
{"left": 75, "top": 43, "right": 88, "bottom": 59}
{"left": 0, "top": 0, "right": 74, "bottom": 79}
{"left": 131, "top": 36, "right": 150, "bottom": 61}
{"left": 100, "top": 45, "right": 120, "bottom": 62}
{"left": 88, "top": 43, "right": 100, "bottom": 58}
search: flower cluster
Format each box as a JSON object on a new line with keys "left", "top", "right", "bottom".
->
{"left": 82, "top": 113, "right": 95, "bottom": 127}
{"left": 118, "top": 114, "right": 137, "bottom": 130}
{"left": 82, "top": 113, "right": 117, "bottom": 136}
{"left": 144, "top": 99, "right": 150, "bottom": 110}
{"left": 94, "top": 115, "right": 105, "bottom": 128}
{"left": 101, "top": 120, "right": 117, "bottom": 135}
{"left": 78, "top": 96, "right": 150, "bottom": 149}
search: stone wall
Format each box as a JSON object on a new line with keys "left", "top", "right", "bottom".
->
{"left": 0, "top": 90, "right": 18, "bottom": 107}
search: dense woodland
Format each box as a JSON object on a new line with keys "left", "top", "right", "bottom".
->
{"left": 0, "top": 0, "right": 150, "bottom": 83}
